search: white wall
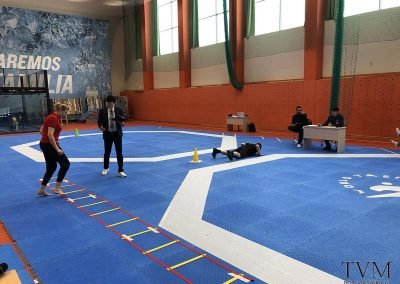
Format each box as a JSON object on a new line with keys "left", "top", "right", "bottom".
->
{"left": 153, "top": 52, "right": 179, "bottom": 89}
{"left": 245, "top": 27, "right": 305, "bottom": 82}
{"left": 125, "top": 70, "right": 143, "bottom": 90}
{"left": 124, "top": 55, "right": 144, "bottom": 90}
{"left": 191, "top": 43, "right": 229, "bottom": 86}
{"left": 122, "top": 6, "right": 400, "bottom": 90}
{"left": 323, "top": 7, "right": 400, "bottom": 77}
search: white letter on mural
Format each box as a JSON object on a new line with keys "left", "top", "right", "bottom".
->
{"left": 6, "top": 54, "right": 18, "bottom": 68}
{"left": 17, "top": 55, "right": 28, "bottom": 69}
{"left": 27, "top": 56, "right": 42, "bottom": 69}
{"left": 61, "top": 75, "right": 73, "bottom": 93}
{"left": 41, "top": 56, "right": 52, "bottom": 70}
{"left": 5, "top": 73, "right": 15, "bottom": 87}
{"left": 0, "top": 54, "right": 5, "bottom": 68}
{"left": 52, "top": 57, "right": 61, "bottom": 71}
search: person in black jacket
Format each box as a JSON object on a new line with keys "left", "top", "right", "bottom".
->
{"left": 212, "top": 143, "right": 262, "bottom": 161}
{"left": 98, "top": 95, "right": 127, "bottom": 177}
{"left": 319, "top": 106, "right": 345, "bottom": 151}
{"left": 288, "top": 106, "right": 310, "bottom": 148}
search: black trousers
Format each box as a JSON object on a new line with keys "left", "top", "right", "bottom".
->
{"left": 40, "top": 142, "right": 70, "bottom": 185}
{"left": 324, "top": 140, "right": 331, "bottom": 148}
{"left": 103, "top": 131, "right": 124, "bottom": 172}
{"left": 288, "top": 124, "right": 304, "bottom": 144}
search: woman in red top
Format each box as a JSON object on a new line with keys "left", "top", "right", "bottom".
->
{"left": 37, "top": 103, "right": 70, "bottom": 196}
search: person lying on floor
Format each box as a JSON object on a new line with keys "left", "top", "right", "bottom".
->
{"left": 212, "top": 143, "right": 262, "bottom": 161}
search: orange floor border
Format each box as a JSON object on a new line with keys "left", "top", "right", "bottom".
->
{"left": 0, "top": 221, "right": 38, "bottom": 282}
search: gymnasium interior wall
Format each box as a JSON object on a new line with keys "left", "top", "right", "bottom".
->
{"left": 122, "top": 5, "right": 400, "bottom": 140}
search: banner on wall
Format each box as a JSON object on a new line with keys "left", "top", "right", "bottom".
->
{"left": 0, "top": 6, "right": 111, "bottom": 111}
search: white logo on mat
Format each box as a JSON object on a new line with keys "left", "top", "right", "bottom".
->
{"left": 338, "top": 174, "right": 400, "bottom": 198}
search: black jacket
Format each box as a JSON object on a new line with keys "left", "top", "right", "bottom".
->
{"left": 97, "top": 107, "right": 124, "bottom": 137}
{"left": 291, "top": 112, "right": 309, "bottom": 126}
{"left": 323, "top": 113, "right": 344, "bottom": 127}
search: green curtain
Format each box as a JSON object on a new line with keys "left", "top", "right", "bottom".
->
{"left": 151, "top": 0, "right": 160, "bottom": 56}
{"left": 223, "top": 0, "right": 244, "bottom": 90}
{"left": 134, "top": 4, "right": 142, "bottom": 60}
{"left": 244, "top": 0, "right": 255, "bottom": 38}
{"left": 325, "top": 0, "right": 337, "bottom": 20}
{"left": 191, "top": 0, "right": 199, "bottom": 48}
{"left": 122, "top": 2, "right": 135, "bottom": 78}
{"left": 330, "top": 0, "right": 344, "bottom": 110}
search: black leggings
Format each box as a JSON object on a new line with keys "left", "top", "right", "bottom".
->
{"left": 40, "top": 142, "right": 70, "bottom": 186}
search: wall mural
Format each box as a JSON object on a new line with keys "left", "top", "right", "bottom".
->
{"left": 0, "top": 6, "right": 111, "bottom": 113}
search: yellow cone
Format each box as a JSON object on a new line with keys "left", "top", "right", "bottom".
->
{"left": 190, "top": 147, "right": 202, "bottom": 163}
{"left": 75, "top": 128, "right": 79, "bottom": 136}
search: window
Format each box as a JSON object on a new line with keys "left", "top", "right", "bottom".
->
{"left": 344, "top": 0, "right": 400, "bottom": 17}
{"left": 158, "top": 0, "right": 178, "bottom": 55}
{"left": 255, "top": 0, "right": 305, "bottom": 36}
{"left": 198, "top": 0, "right": 229, "bottom": 47}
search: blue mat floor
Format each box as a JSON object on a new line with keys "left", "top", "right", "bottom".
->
{"left": 0, "top": 126, "right": 399, "bottom": 283}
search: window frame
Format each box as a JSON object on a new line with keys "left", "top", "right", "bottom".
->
{"left": 254, "top": 0, "right": 305, "bottom": 36}
{"left": 344, "top": 0, "right": 400, "bottom": 17}
{"left": 198, "top": 0, "right": 229, "bottom": 47}
{"left": 158, "top": 0, "right": 179, "bottom": 55}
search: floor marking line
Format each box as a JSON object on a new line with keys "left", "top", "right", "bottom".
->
{"left": 78, "top": 201, "right": 107, "bottom": 208}
{"left": 71, "top": 195, "right": 94, "bottom": 201}
{"left": 224, "top": 273, "right": 245, "bottom": 284}
{"left": 57, "top": 179, "right": 253, "bottom": 283}
{"left": 126, "top": 227, "right": 155, "bottom": 238}
{"left": 167, "top": 254, "right": 206, "bottom": 271}
{"left": 143, "top": 240, "right": 179, "bottom": 255}
{"left": 107, "top": 217, "right": 138, "bottom": 227}
{"left": 64, "top": 189, "right": 85, "bottom": 194}
{"left": 90, "top": 207, "right": 120, "bottom": 216}
{"left": 380, "top": 148, "right": 396, "bottom": 154}
{"left": 11, "top": 130, "right": 225, "bottom": 163}
{"left": 60, "top": 184, "right": 74, "bottom": 188}
{"left": 226, "top": 273, "right": 251, "bottom": 283}
{"left": 159, "top": 154, "right": 345, "bottom": 283}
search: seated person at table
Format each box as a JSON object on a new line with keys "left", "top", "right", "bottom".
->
{"left": 212, "top": 143, "right": 262, "bottom": 161}
{"left": 390, "top": 128, "right": 400, "bottom": 146}
{"left": 318, "top": 106, "right": 345, "bottom": 150}
{"left": 288, "top": 106, "right": 310, "bottom": 148}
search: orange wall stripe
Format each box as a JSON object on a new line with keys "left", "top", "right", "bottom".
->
{"left": 178, "top": 0, "right": 191, "bottom": 88}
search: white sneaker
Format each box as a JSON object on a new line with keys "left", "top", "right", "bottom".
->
{"left": 396, "top": 128, "right": 400, "bottom": 136}
{"left": 391, "top": 140, "right": 398, "bottom": 147}
{"left": 102, "top": 169, "right": 109, "bottom": 176}
{"left": 118, "top": 171, "right": 127, "bottom": 178}
{"left": 297, "top": 144, "right": 302, "bottom": 148}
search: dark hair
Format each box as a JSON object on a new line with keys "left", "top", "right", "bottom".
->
{"left": 296, "top": 105, "right": 302, "bottom": 110}
{"left": 256, "top": 143, "right": 262, "bottom": 150}
{"left": 106, "top": 95, "right": 116, "bottom": 103}
{"left": 332, "top": 106, "right": 339, "bottom": 111}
